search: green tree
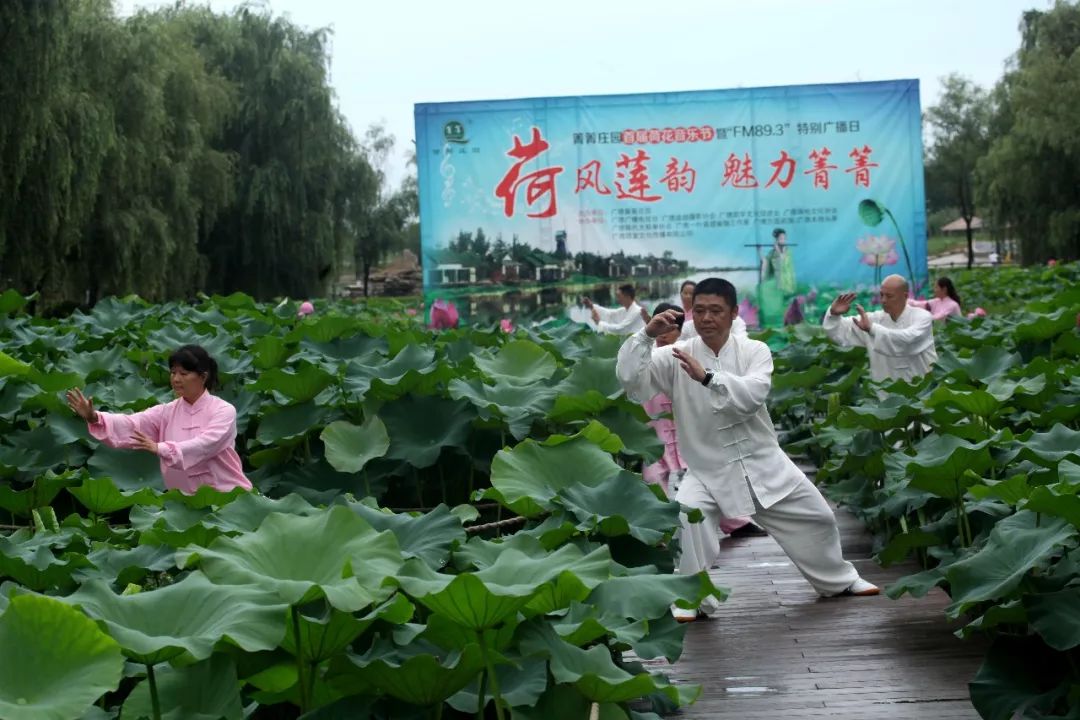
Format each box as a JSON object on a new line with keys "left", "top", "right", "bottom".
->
{"left": 925, "top": 74, "right": 991, "bottom": 269}
{"left": 979, "top": 3, "right": 1080, "bottom": 263}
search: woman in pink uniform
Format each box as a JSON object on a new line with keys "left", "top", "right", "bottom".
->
{"left": 66, "top": 345, "right": 251, "bottom": 494}
{"left": 908, "top": 277, "right": 962, "bottom": 321}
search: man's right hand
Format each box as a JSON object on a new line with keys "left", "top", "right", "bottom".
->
{"left": 830, "top": 292, "right": 857, "bottom": 316}
{"left": 581, "top": 297, "right": 594, "bottom": 309}
{"left": 66, "top": 388, "right": 98, "bottom": 423}
{"left": 646, "top": 308, "right": 683, "bottom": 338}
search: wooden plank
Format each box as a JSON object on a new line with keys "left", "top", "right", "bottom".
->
{"left": 643, "top": 501, "right": 986, "bottom": 719}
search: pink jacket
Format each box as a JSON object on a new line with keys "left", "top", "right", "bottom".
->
{"left": 88, "top": 391, "right": 251, "bottom": 494}
{"left": 642, "top": 393, "right": 687, "bottom": 487}
{"left": 908, "top": 297, "right": 961, "bottom": 321}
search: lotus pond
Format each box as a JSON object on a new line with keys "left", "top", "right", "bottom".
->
{"left": 1, "top": 262, "right": 1079, "bottom": 719}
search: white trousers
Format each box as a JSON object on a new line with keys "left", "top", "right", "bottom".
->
{"left": 675, "top": 470, "right": 859, "bottom": 609}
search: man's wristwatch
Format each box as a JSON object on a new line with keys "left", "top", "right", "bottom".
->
{"left": 700, "top": 371, "right": 714, "bottom": 387}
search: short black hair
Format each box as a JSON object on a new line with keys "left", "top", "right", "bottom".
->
{"left": 772, "top": 227, "right": 786, "bottom": 238}
{"left": 618, "top": 284, "right": 636, "bottom": 299}
{"left": 167, "top": 345, "right": 219, "bottom": 391}
{"left": 652, "top": 302, "right": 684, "bottom": 329}
{"left": 692, "top": 277, "right": 737, "bottom": 310}
{"left": 679, "top": 280, "right": 696, "bottom": 292}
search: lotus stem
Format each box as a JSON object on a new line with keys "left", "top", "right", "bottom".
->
{"left": 479, "top": 631, "right": 506, "bottom": 720}
{"left": 883, "top": 207, "right": 916, "bottom": 291}
{"left": 291, "top": 607, "right": 311, "bottom": 712}
{"left": 146, "top": 663, "right": 162, "bottom": 720}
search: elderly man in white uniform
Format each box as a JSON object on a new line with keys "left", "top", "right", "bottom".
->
{"left": 822, "top": 274, "right": 937, "bottom": 383}
{"left": 584, "top": 283, "right": 646, "bottom": 335}
{"left": 617, "top": 277, "right": 878, "bottom": 621}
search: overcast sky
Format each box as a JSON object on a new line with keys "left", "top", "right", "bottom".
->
{"left": 126, "top": 0, "right": 1048, "bottom": 187}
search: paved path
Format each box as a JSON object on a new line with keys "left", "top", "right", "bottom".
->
{"left": 643, "top": 505, "right": 986, "bottom": 719}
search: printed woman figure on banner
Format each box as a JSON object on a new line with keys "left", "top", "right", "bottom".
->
{"left": 758, "top": 227, "right": 797, "bottom": 326}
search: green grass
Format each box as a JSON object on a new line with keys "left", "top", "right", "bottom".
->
{"left": 927, "top": 234, "right": 970, "bottom": 257}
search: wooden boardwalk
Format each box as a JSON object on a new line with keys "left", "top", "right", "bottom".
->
{"left": 647, "top": 506, "right": 987, "bottom": 719}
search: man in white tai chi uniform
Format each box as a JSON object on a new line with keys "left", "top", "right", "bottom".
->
{"left": 584, "top": 284, "right": 646, "bottom": 335}
{"left": 616, "top": 277, "right": 878, "bottom": 622}
{"left": 822, "top": 274, "right": 937, "bottom": 383}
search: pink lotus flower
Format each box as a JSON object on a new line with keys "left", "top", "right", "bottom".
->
{"left": 738, "top": 298, "right": 759, "bottom": 328}
{"left": 856, "top": 236, "right": 899, "bottom": 267}
{"left": 297, "top": 301, "right": 315, "bottom": 317}
{"left": 1048, "top": 259, "right": 1057, "bottom": 267}
{"left": 499, "top": 318, "right": 515, "bottom": 333}
{"left": 966, "top": 307, "right": 987, "bottom": 319}
{"left": 429, "top": 298, "right": 459, "bottom": 330}
{"left": 406, "top": 308, "right": 418, "bottom": 317}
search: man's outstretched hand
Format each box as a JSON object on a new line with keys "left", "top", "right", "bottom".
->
{"left": 672, "top": 347, "right": 707, "bottom": 383}
{"left": 853, "top": 304, "right": 873, "bottom": 332}
{"left": 830, "top": 292, "right": 857, "bottom": 316}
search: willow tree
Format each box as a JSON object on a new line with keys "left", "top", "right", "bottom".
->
{"left": 184, "top": 7, "right": 362, "bottom": 300}
{"left": 980, "top": 3, "right": 1080, "bottom": 263}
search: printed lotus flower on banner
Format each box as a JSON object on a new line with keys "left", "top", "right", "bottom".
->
{"left": 738, "top": 298, "right": 759, "bottom": 328}
{"left": 856, "top": 235, "right": 899, "bottom": 267}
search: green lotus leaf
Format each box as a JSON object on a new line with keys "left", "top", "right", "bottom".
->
{"left": 985, "top": 375, "right": 1047, "bottom": 402}
{"left": 321, "top": 417, "right": 390, "bottom": 474}
{"left": 483, "top": 434, "right": 624, "bottom": 517}
{"left": 885, "top": 569, "right": 946, "bottom": 604}
{"left": 179, "top": 505, "right": 402, "bottom": 612}
{"left": 1059, "top": 459, "right": 1080, "bottom": 486}
{"left": 772, "top": 365, "right": 830, "bottom": 390}
{"left": 0, "top": 594, "right": 124, "bottom": 720}
{"left": 857, "top": 198, "right": 885, "bottom": 226}
{"left": 255, "top": 400, "right": 330, "bottom": 445}
{"left": 473, "top": 340, "right": 557, "bottom": 385}
{"left": 0, "top": 529, "right": 92, "bottom": 592}
{"left": 329, "top": 638, "right": 485, "bottom": 706}
{"left": 87, "top": 445, "right": 163, "bottom": 492}
{"left": 838, "top": 395, "right": 922, "bottom": 431}
{"left": 935, "top": 346, "right": 1020, "bottom": 382}
{"left": 74, "top": 544, "right": 176, "bottom": 588}
{"left": 899, "top": 434, "right": 994, "bottom": 496}
{"left": 876, "top": 529, "right": 942, "bottom": 567}
{"left": 625, "top": 612, "right": 688, "bottom": 663}
{"left": 1014, "top": 306, "right": 1079, "bottom": 344}
{"left": 252, "top": 335, "right": 295, "bottom": 370}
{"left": 122, "top": 654, "right": 243, "bottom": 720}
{"left": 129, "top": 502, "right": 219, "bottom": 548}
{"left": 592, "top": 409, "right": 664, "bottom": 462}
{"left": 447, "top": 656, "right": 549, "bottom": 715}
{"left": 3, "top": 424, "right": 89, "bottom": 474}
{"left": 518, "top": 623, "right": 699, "bottom": 705}
{"left": 509, "top": 683, "right": 592, "bottom": 720}
{"left": 1008, "top": 424, "right": 1080, "bottom": 468}
{"left": 924, "top": 386, "right": 1000, "bottom": 418}
{"left": 450, "top": 534, "right": 549, "bottom": 572}
{"left": 0, "top": 470, "right": 83, "bottom": 515}
{"left": 68, "top": 476, "right": 162, "bottom": 515}
{"left": 1023, "top": 485, "right": 1080, "bottom": 527}
{"left": 969, "top": 636, "right": 1068, "bottom": 720}
{"left": 586, "top": 573, "right": 726, "bottom": 620}
{"left": 448, "top": 377, "right": 558, "bottom": 439}
{"left": 968, "top": 475, "right": 1033, "bottom": 506}
{"left": 290, "top": 314, "right": 362, "bottom": 343}
{"left": 946, "top": 511, "right": 1075, "bottom": 606}
{"left": 63, "top": 572, "right": 288, "bottom": 665}
{"left": 380, "top": 395, "right": 476, "bottom": 468}
{"left": 556, "top": 470, "right": 680, "bottom": 545}
{"left": 0, "top": 289, "right": 29, "bottom": 314}
{"left": 344, "top": 502, "right": 465, "bottom": 568}
{"left": 549, "top": 601, "right": 646, "bottom": 648}
{"left": 343, "top": 344, "right": 436, "bottom": 400}
{"left": 284, "top": 594, "right": 414, "bottom": 664}
{"left": 0, "top": 350, "right": 32, "bottom": 378}
{"left": 394, "top": 544, "right": 612, "bottom": 630}
{"left": 203, "top": 491, "right": 318, "bottom": 533}
{"left": 298, "top": 335, "right": 386, "bottom": 365}
{"left": 957, "top": 599, "right": 1026, "bottom": 639}
{"left": 247, "top": 361, "right": 335, "bottom": 403}
{"left": 1024, "top": 588, "right": 1080, "bottom": 651}
{"left": 546, "top": 357, "right": 622, "bottom": 422}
